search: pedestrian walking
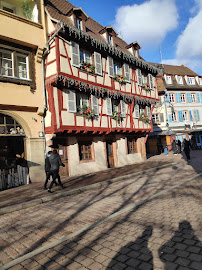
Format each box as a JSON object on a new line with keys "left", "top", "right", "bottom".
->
{"left": 183, "top": 138, "right": 191, "bottom": 162}
{"left": 172, "top": 139, "right": 177, "bottom": 155}
{"left": 177, "top": 140, "right": 181, "bottom": 153}
{"left": 47, "top": 149, "right": 65, "bottom": 193}
{"left": 43, "top": 151, "right": 54, "bottom": 190}
{"left": 162, "top": 140, "right": 168, "bottom": 156}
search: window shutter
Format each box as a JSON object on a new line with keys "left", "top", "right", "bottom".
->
{"left": 123, "top": 63, "right": 130, "bottom": 82}
{"left": 176, "top": 93, "right": 181, "bottom": 103}
{"left": 108, "top": 56, "right": 114, "bottom": 77}
{"left": 71, "top": 41, "right": 80, "bottom": 67}
{"left": 197, "top": 92, "right": 201, "bottom": 103}
{"left": 189, "top": 110, "right": 193, "bottom": 121}
{"left": 178, "top": 111, "right": 183, "bottom": 122}
{"left": 200, "top": 93, "right": 202, "bottom": 103}
{"left": 91, "top": 95, "right": 99, "bottom": 115}
{"left": 106, "top": 98, "right": 112, "bottom": 116}
{"left": 134, "top": 104, "right": 140, "bottom": 119}
{"left": 94, "top": 52, "right": 102, "bottom": 76}
{"left": 120, "top": 100, "right": 126, "bottom": 117}
{"left": 148, "top": 74, "right": 153, "bottom": 90}
{"left": 168, "top": 115, "right": 172, "bottom": 122}
{"left": 194, "top": 110, "right": 199, "bottom": 121}
{"left": 160, "top": 113, "right": 164, "bottom": 123}
{"left": 67, "top": 90, "right": 76, "bottom": 113}
{"left": 137, "top": 69, "right": 142, "bottom": 85}
{"left": 165, "top": 93, "right": 170, "bottom": 102}
{"left": 187, "top": 93, "right": 191, "bottom": 103}
{"left": 146, "top": 106, "right": 151, "bottom": 120}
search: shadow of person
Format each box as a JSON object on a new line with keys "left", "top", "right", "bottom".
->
{"left": 159, "top": 220, "right": 202, "bottom": 269}
{"left": 106, "top": 226, "right": 153, "bottom": 270}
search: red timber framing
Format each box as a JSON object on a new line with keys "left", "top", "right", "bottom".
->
{"left": 45, "top": 36, "right": 158, "bottom": 135}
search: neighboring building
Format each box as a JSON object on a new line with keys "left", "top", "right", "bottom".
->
{"left": 147, "top": 63, "right": 202, "bottom": 154}
{"left": 0, "top": 0, "right": 46, "bottom": 187}
{"left": 43, "top": 0, "right": 159, "bottom": 177}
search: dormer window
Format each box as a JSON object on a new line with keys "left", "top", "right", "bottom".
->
{"left": 76, "top": 18, "right": 82, "bottom": 30}
{"left": 177, "top": 76, "right": 183, "bottom": 85}
{"left": 108, "top": 34, "right": 113, "bottom": 46}
{"left": 187, "top": 77, "right": 195, "bottom": 85}
{"left": 165, "top": 75, "right": 172, "bottom": 85}
{"left": 199, "top": 78, "right": 202, "bottom": 86}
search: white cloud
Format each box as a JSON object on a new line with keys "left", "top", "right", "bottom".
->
{"left": 113, "top": 0, "right": 178, "bottom": 47}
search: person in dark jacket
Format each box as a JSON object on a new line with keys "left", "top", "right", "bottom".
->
{"left": 172, "top": 139, "right": 177, "bottom": 155}
{"left": 47, "top": 149, "right": 65, "bottom": 192}
{"left": 177, "top": 140, "right": 181, "bottom": 153}
{"left": 162, "top": 140, "right": 168, "bottom": 156}
{"left": 43, "top": 151, "right": 53, "bottom": 190}
{"left": 183, "top": 139, "right": 191, "bottom": 162}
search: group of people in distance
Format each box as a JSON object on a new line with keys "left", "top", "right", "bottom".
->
{"left": 44, "top": 149, "right": 65, "bottom": 193}
{"left": 161, "top": 138, "right": 191, "bottom": 162}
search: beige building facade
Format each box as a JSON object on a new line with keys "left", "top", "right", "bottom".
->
{"left": 0, "top": 0, "right": 47, "bottom": 184}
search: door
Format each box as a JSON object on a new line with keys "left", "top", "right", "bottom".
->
{"left": 58, "top": 144, "right": 68, "bottom": 176}
{"left": 106, "top": 141, "right": 114, "bottom": 168}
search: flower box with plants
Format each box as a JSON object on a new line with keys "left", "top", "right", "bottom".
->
{"left": 114, "top": 75, "right": 126, "bottom": 84}
{"left": 142, "top": 83, "right": 151, "bottom": 92}
{"left": 139, "top": 112, "right": 150, "bottom": 124}
{"left": 80, "top": 61, "right": 95, "bottom": 74}
{"left": 79, "top": 105, "right": 95, "bottom": 120}
{"left": 112, "top": 111, "right": 123, "bottom": 123}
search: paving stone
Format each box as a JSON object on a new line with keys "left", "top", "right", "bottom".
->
{"left": 175, "top": 250, "right": 189, "bottom": 258}
{"left": 190, "top": 261, "right": 202, "bottom": 270}
{"left": 175, "top": 257, "right": 190, "bottom": 267}
{"left": 188, "top": 253, "right": 202, "bottom": 262}
{"left": 187, "top": 246, "right": 201, "bottom": 253}
{"left": 138, "top": 262, "right": 153, "bottom": 270}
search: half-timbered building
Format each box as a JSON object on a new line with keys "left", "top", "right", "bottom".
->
{"left": 44, "top": 0, "right": 159, "bottom": 177}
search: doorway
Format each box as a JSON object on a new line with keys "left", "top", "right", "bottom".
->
{"left": 52, "top": 137, "right": 69, "bottom": 176}
{"left": 106, "top": 140, "right": 114, "bottom": 168}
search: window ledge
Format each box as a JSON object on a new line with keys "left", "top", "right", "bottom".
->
{"left": 0, "top": 75, "right": 33, "bottom": 87}
{"left": 79, "top": 67, "right": 97, "bottom": 77}
{"left": 0, "top": 9, "right": 43, "bottom": 29}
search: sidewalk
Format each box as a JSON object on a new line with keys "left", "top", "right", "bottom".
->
{"left": 0, "top": 150, "right": 201, "bottom": 215}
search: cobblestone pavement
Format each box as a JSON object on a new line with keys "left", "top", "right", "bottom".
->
{"left": 0, "top": 152, "right": 202, "bottom": 269}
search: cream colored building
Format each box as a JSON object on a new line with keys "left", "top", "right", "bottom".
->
{"left": 0, "top": 0, "right": 47, "bottom": 184}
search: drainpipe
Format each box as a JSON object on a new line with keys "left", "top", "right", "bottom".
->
{"left": 41, "top": 21, "right": 65, "bottom": 156}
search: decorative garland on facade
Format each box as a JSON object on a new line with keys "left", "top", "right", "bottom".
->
{"left": 46, "top": 74, "right": 157, "bottom": 105}
{"left": 60, "top": 23, "right": 159, "bottom": 75}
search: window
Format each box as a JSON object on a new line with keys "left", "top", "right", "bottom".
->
{"left": 187, "top": 77, "right": 195, "bottom": 85}
{"left": 114, "top": 62, "right": 122, "bottom": 76}
{"left": 142, "top": 73, "right": 147, "bottom": 84}
{"left": 127, "top": 137, "right": 137, "bottom": 154}
{"left": 108, "top": 34, "right": 113, "bottom": 45}
{"left": 76, "top": 18, "right": 82, "bottom": 30}
{"left": 171, "top": 112, "right": 177, "bottom": 122}
{"left": 76, "top": 93, "right": 89, "bottom": 111}
{"left": 169, "top": 93, "right": 175, "bottom": 103}
{"left": 0, "top": 48, "right": 29, "bottom": 80}
{"left": 152, "top": 114, "right": 159, "bottom": 123}
{"left": 166, "top": 75, "right": 172, "bottom": 85}
{"left": 198, "top": 78, "right": 202, "bottom": 85}
{"left": 3, "top": 6, "right": 14, "bottom": 13}
{"left": 182, "top": 111, "right": 188, "bottom": 121}
{"left": 112, "top": 99, "right": 119, "bottom": 112}
{"left": 79, "top": 141, "right": 92, "bottom": 161}
{"left": 80, "top": 49, "right": 91, "bottom": 64}
{"left": 177, "top": 76, "right": 183, "bottom": 85}
{"left": 193, "top": 110, "right": 200, "bottom": 121}
{"left": 191, "top": 93, "right": 196, "bottom": 103}
{"left": 0, "top": 113, "right": 24, "bottom": 135}
{"left": 180, "top": 93, "right": 186, "bottom": 103}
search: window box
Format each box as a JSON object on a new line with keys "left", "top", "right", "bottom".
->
{"left": 142, "top": 83, "right": 151, "bottom": 92}
{"left": 79, "top": 105, "right": 95, "bottom": 120}
{"left": 114, "top": 74, "right": 126, "bottom": 84}
{"left": 112, "top": 111, "right": 123, "bottom": 123}
{"left": 79, "top": 61, "right": 95, "bottom": 74}
{"left": 139, "top": 112, "right": 150, "bottom": 123}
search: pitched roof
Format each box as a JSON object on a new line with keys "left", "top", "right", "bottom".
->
{"left": 150, "top": 63, "right": 200, "bottom": 76}
{"left": 44, "top": 0, "right": 136, "bottom": 55}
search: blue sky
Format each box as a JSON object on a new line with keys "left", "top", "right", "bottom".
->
{"left": 69, "top": 0, "right": 202, "bottom": 75}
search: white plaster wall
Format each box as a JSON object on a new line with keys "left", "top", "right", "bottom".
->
{"left": 60, "top": 57, "right": 71, "bottom": 74}
{"left": 46, "top": 62, "right": 57, "bottom": 78}
{"left": 61, "top": 111, "right": 75, "bottom": 125}
{"left": 53, "top": 87, "right": 60, "bottom": 129}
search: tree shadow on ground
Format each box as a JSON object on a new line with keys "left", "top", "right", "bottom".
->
{"left": 159, "top": 220, "right": 202, "bottom": 270}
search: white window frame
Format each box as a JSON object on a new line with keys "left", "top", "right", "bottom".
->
{"left": 169, "top": 93, "right": 175, "bottom": 103}
{"left": 191, "top": 93, "right": 196, "bottom": 103}
{"left": 152, "top": 114, "right": 159, "bottom": 123}
{"left": 180, "top": 93, "right": 186, "bottom": 103}
{"left": 114, "top": 61, "right": 122, "bottom": 76}
{"left": 187, "top": 77, "right": 195, "bottom": 85}
{"left": 80, "top": 49, "right": 91, "bottom": 64}
{"left": 0, "top": 48, "right": 14, "bottom": 77}
{"left": 16, "top": 53, "right": 29, "bottom": 79}
{"left": 77, "top": 93, "right": 89, "bottom": 110}
{"left": 198, "top": 78, "right": 202, "bottom": 86}
{"left": 166, "top": 75, "right": 172, "bottom": 85}
{"left": 76, "top": 18, "right": 82, "bottom": 30}
{"left": 177, "top": 76, "right": 183, "bottom": 85}
{"left": 108, "top": 34, "right": 113, "bottom": 46}
{"left": 182, "top": 111, "right": 188, "bottom": 121}
{"left": 171, "top": 111, "right": 177, "bottom": 122}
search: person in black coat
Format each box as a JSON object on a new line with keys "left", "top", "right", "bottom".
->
{"left": 47, "top": 149, "right": 65, "bottom": 192}
{"left": 177, "top": 140, "right": 181, "bottom": 153}
{"left": 172, "top": 139, "right": 177, "bottom": 155}
{"left": 183, "top": 139, "right": 191, "bottom": 162}
{"left": 43, "top": 151, "right": 53, "bottom": 189}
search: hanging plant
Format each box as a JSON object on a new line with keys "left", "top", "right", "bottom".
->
{"left": 142, "top": 83, "right": 151, "bottom": 92}
{"left": 139, "top": 112, "right": 150, "bottom": 123}
{"left": 79, "top": 105, "right": 95, "bottom": 119}
{"left": 80, "top": 61, "right": 95, "bottom": 74}
{"left": 21, "top": 0, "right": 33, "bottom": 21}
{"left": 112, "top": 111, "right": 123, "bottom": 123}
{"left": 114, "top": 75, "right": 126, "bottom": 84}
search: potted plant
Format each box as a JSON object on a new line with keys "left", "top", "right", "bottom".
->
{"left": 114, "top": 75, "right": 126, "bottom": 84}
{"left": 80, "top": 61, "right": 95, "bottom": 74}
{"left": 112, "top": 111, "right": 123, "bottom": 123}
{"left": 142, "top": 83, "right": 151, "bottom": 92}
{"left": 79, "top": 105, "right": 95, "bottom": 119}
{"left": 139, "top": 112, "right": 150, "bottom": 123}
